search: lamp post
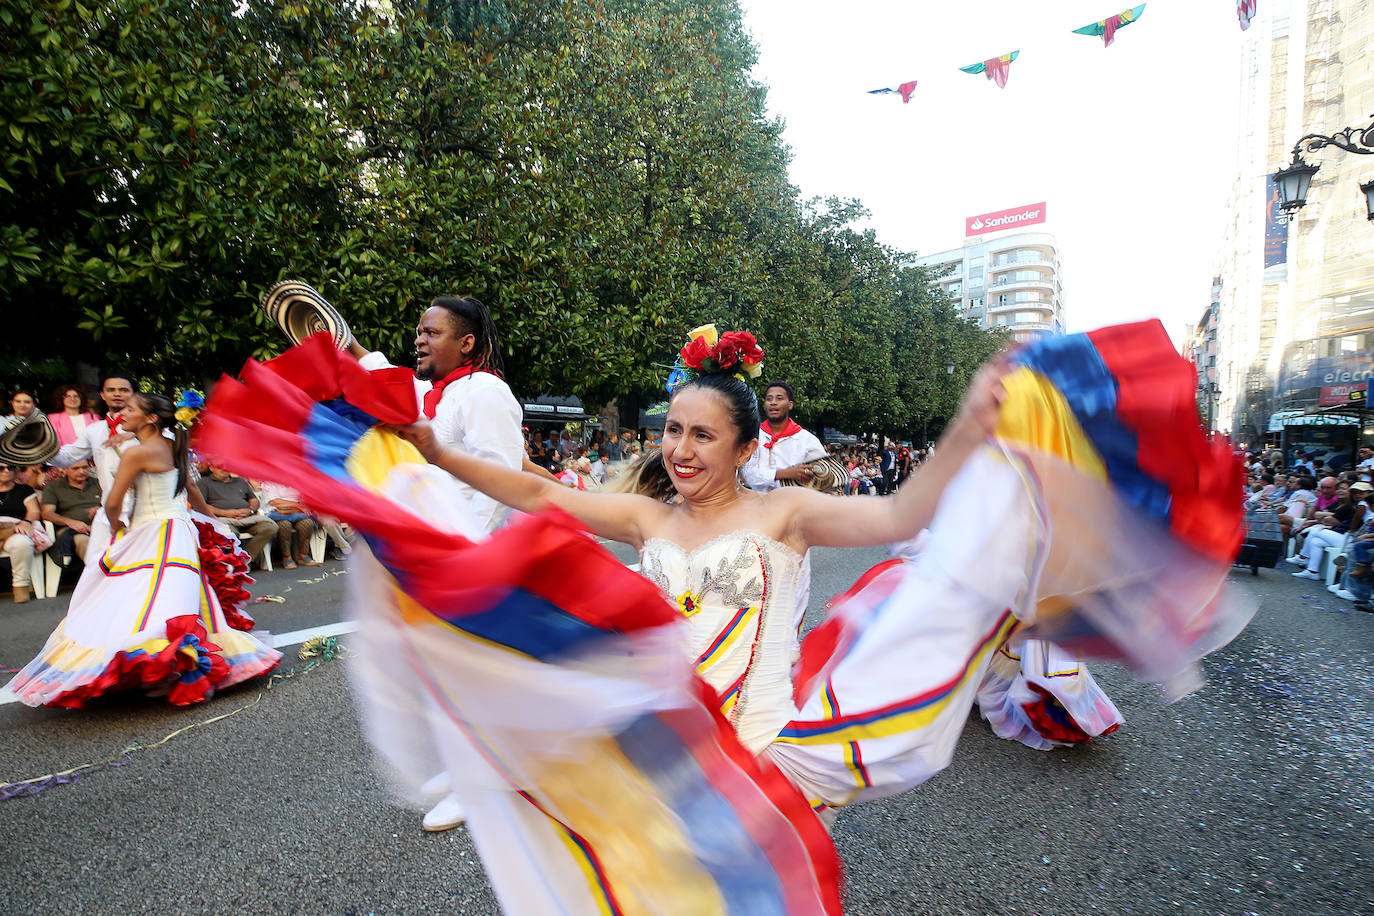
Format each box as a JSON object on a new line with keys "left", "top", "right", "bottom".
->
{"left": 1271, "top": 115, "right": 1374, "bottom": 220}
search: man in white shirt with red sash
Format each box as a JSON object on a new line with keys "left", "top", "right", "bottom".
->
{"left": 49, "top": 374, "right": 137, "bottom": 562}
{"left": 349, "top": 296, "right": 524, "bottom": 833}
{"left": 741, "top": 381, "right": 827, "bottom": 493}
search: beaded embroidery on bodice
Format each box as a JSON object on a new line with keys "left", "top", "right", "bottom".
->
{"left": 129, "top": 468, "right": 190, "bottom": 528}
{"left": 639, "top": 531, "right": 805, "bottom": 753}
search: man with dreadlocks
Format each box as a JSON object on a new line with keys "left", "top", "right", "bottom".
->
{"left": 349, "top": 296, "right": 523, "bottom": 534}
{"left": 349, "top": 295, "right": 524, "bottom": 832}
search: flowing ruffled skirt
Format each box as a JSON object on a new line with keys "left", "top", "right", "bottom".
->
{"left": 190, "top": 324, "right": 1253, "bottom": 914}
{"left": 5, "top": 515, "right": 280, "bottom": 708}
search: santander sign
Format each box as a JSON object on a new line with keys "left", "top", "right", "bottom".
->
{"left": 965, "top": 202, "right": 1047, "bottom": 237}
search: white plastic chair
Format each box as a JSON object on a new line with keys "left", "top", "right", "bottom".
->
{"left": 41, "top": 521, "right": 63, "bottom": 598}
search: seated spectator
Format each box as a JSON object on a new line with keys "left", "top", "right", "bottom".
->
{"left": 48, "top": 384, "right": 98, "bottom": 448}
{"left": 197, "top": 466, "right": 277, "bottom": 568}
{"left": 1279, "top": 475, "right": 1317, "bottom": 541}
{"left": 1333, "top": 489, "right": 1374, "bottom": 611}
{"left": 259, "top": 480, "right": 319, "bottom": 570}
{"left": 0, "top": 462, "right": 43, "bottom": 603}
{"left": 589, "top": 451, "right": 606, "bottom": 483}
{"left": 2, "top": 390, "right": 37, "bottom": 432}
{"left": 1291, "top": 481, "right": 1368, "bottom": 579}
{"left": 557, "top": 459, "right": 585, "bottom": 490}
{"left": 1259, "top": 473, "right": 1292, "bottom": 510}
{"left": 40, "top": 463, "right": 102, "bottom": 566}
{"left": 16, "top": 465, "right": 47, "bottom": 493}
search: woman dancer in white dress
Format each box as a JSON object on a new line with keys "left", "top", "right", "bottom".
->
{"left": 6, "top": 394, "right": 280, "bottom": 708}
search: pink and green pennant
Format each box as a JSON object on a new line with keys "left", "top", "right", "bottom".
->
{"left": 959, "top": 51, "right": 1019, "bottom": 89}
{"left": 1072, "top": 4, "right": 1146, "bottom": 47}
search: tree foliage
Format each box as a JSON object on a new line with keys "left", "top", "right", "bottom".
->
{"left": 1, "top": 0, "right": 1001, "bottom": 434}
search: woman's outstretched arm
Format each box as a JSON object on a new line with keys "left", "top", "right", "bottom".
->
{"left": 783, "top": 361, "right": 1007, "bottom": 550}
{"left": 396, "top": 423, "right": 666, "bottom": 547}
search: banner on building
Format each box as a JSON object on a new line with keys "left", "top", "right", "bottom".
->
{"left": 1319, "top": 384, "right": 1367, "bottom": 406}
{"left": 966, "top": 202, "right": 1047, "bottom": 237}
{"left": 1264, "top": 176, "right": 1288, "bottom": 268}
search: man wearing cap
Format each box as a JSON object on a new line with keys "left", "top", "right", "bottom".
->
{"left": 741, "top": 381, "right": 827, "bottom": 493}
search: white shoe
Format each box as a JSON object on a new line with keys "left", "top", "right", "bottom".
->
{"left": 1327, "top": 584, "right": 1342, "bottom": 594}
{"left": 420, "top": 771, "right": 450, "bottom": 799}
{"left": 1291, "top": 569, "right": 1321, "bottom": 580}
{"left": 1284, "top": 555, "right": 1307, "bottom": 566}
{"left": 422, "top": 793, "right": 466, "bottom": 832}
{"left": 1335, "top": 589, "right": 1358, "bottom": 601}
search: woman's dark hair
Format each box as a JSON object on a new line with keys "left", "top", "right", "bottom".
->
{"left": 764, "top": 380, "right": 794, "bottom": 401}
{"left": 1297, "top": 475, "right": 1317, "bottom": 491}
{"left": 432, "top": 296, "right": 504, "bottom": 376}
{"left": 50, "top": 384, "right": 82, "bottom": 412}
{"left": 10, "top": 388, "right": 36, "bottom": 405}
{"left": 132, "top": 392, "right": 190, "bottom": 496}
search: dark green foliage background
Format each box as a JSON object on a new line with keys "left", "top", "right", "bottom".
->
{"left": 1, "top": 0, "right": 1001, "bottom": 435}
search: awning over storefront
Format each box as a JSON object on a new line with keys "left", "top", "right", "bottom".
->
{"left": 521, "top": 396, "right": 595, "bottom": 424}
{"left": 1267, "top": 409, "right": 1361, "bottom": 433}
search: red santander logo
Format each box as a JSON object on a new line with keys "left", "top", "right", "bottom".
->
{"left": 965, "top": 202, "right": 1047, "bottom": 237}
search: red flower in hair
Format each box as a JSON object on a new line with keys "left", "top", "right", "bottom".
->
{"left": 718, "top": 331, "right": 763, "bottom": 369}
{"left": 680, "top": 336, "right": 716, "bottom": 371}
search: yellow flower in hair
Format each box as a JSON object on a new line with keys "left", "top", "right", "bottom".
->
{"left": 742, "top": 359, "right": 764, "bottom": 378}
{"left": 687, "top": 324, "right": 719, "bottom": 347}
{"left": 175, "top": 407, "right": 198, "bottom": 424}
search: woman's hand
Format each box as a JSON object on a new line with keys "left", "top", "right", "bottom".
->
{"left": 13, "top": 520, "right": 33, "bottom": 538}
{"left": 395, "top": 422, "right": 441, "bottom": 463}
{"left": 945, "top": 359, "right": 1009, "bottom": 449}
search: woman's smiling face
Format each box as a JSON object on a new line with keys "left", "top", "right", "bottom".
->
{"left": 660, "top": 387, "right": 753, "bottom": 499}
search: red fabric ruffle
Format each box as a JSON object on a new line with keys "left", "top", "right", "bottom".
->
{"left": 43, "top": 616, "right": 275, "bottom": 709}
{"left": 194, "top": 520, "right": 255, "bottom": 630}
{"left": 1020, "top": 684, "right": 1120, "bottom": 745}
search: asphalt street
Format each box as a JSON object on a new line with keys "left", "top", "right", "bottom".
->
{"left": 1, "top": 547, "right": 1371, "bottom": 915}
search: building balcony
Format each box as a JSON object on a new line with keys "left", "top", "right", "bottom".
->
{"left": 991, "top": 254, "right": 1057, "bottom": 271}
{"left": 989, "top": 298, "right": 1056, "bottom": 314}
{"left": 988, "top": 275, "right": 1056, "bottom": 293}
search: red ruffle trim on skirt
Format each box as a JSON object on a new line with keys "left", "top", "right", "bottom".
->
{"left": 44, "top": 616, "right": 276, "bottom": 709}
{"left": 194, "top": 520, "right": 256, "bottom": 631}
{"left": 1020, "top": 684, "right": 1120, "bottom": 745}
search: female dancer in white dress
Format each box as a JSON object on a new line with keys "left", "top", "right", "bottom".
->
{"left": 6, "top": 394, "right": 280, "bottom": 708}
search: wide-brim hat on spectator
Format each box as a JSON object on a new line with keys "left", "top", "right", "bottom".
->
{"left": 0, "top": 409, "right": 60, "bottom": 466}
{"left": 1351, "top": 482, "right": 1373, "bottom": 492}
{"left": 260, "top": 279, "right": 352, "bottom": 350}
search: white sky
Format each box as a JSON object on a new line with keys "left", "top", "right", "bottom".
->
{"left": 740, "top": 0, "right": 1248, "bottom": 342}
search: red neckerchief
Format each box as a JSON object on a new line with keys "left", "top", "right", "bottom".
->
{"left": 761, "top": 419, "right": 804, "bottom": 449}
{"left": 105, "top": 413, "right": 122, "bottom": 434}
{"left": 422, "top": 365, "right": 497, "bottom": 420}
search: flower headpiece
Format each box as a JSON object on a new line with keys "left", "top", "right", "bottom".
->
{"left": 174, "top": 389, "right": 205, "bottom": 431}
{"left": 665, "top": 324, "right": 765, "bottom": 395}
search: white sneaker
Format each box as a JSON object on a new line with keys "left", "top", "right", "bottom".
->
{"left": 420, "top": 771, "right": 450, "bottom": 799}
{"left": 1291, "top": 569, "right": 1321, "bottom": 580}
{"left": 422, "top": 793, "right": 466, "bottom": 832}
{"left": 1284, "top": 555, "right": 1307, "bottom": 566}
{"left": 1335, "top": 589, "right": 1358, "bottom": 601}
{"left": 1327, "top": 584, "right": 1343, "bottom": 594}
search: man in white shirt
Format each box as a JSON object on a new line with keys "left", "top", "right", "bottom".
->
{"left": 348, "top": 295, "right": 524, "bottom": 834}
{"left": 48, "top": 374, "right": 136, "bottom": 562}
{"left": 741, "top": 381, "right": 827, "bottom": 493}
{"left": 1356, "top": 446, "right": 1374, "bottom": 483}
{"left": 349, "top": 297, "right": 524, "bottom": 534}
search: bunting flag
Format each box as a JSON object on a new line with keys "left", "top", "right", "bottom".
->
{"left": 1238, "top": 0, "right": 1256, "bottom": 30}
{"left": 1072, "top": 4, "right": 1146, "bottom": 47}
{"left": 959, "top": 51, "right": 1019, "bottom": 89}
{"left": 867, "top": 80, "right": 918, "bottom": 103}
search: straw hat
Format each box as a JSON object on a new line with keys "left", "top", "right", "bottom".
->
{"left": 260, "top": 279, "right": 352, "bottom": 349}
{"left": 0, "top": 409, "right": 60, "bottom": 466}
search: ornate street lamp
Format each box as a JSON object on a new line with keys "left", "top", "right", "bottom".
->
{"left": 1271, "top": 115, "right": 1374, "bottom": 219}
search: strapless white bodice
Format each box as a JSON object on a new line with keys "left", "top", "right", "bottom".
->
{"left": 129, "top": 468, "right": 190, "bottom": 528}
{"left": 639, "top": 531, "right": 806, "bottom": 753}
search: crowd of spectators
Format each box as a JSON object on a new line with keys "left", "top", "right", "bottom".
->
{"left": 1243, "top": 445, "right": 1374, "bottom": 612}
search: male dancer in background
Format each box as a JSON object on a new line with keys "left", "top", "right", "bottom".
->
{"left": 49, "top": 374, "right": 137, "bottom": 562}
{"left": 741, "top": 381, "right": 827, "bottom": 493}
{"left": 348, "top": 295, "right": 525, "bottom": 832}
